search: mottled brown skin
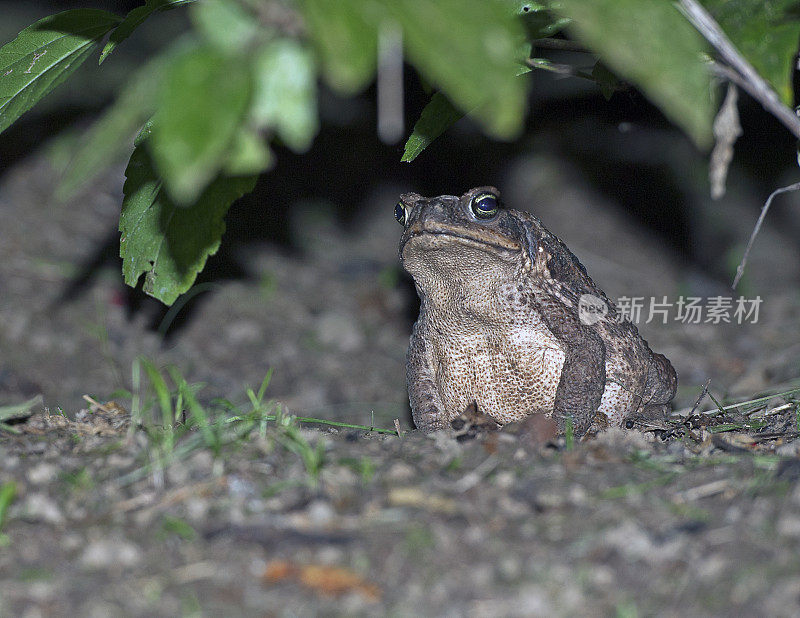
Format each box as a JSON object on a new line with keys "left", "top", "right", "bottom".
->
{"left": 397, "top": 186, "right": 677, "bottom": 436}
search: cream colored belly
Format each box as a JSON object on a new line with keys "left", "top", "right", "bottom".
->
{"left": 433, "top": 334, "right": 566, "bottom": 424}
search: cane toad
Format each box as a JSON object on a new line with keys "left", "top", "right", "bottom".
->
{"left": 396, "top": 186, "right": 677, "bottom": 436}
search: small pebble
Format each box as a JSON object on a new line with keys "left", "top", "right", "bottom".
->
{"left": 22, "top": 493, "right": 64, "bottom": 524}
{"left": 27, "top": 462, "right": 58, "bottom": 485}
{"left": 81, "top": 538, "right": 141, "bottom": 570}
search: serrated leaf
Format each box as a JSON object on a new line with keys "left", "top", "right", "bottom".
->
{"left": 100, "top": 0, "right": 195, "bottom": 64}
{"left": 554, "top": 0, "right": 714, "bottom": 148}
{"left": 382, "top": 0, "right": 528, "bottom": 139}
{"left": 402, "top": 92, "right": 464, "bottom": 162}
{"left": 119, "top": 135, "right": 257, "bottom": 305}
{"left": 300, "top": 0, "right": 378, "bottom": 94}
{"left": 702, "top": 0, "right": 800, "bottom": 105}
{"left": 251, "top": 39, "right": 318, "bottom": 151}
{"left": 191, "top": 0, "right": 259, "bottom": 53}
{"left": 150, "top": 43, "right": 252, "bottom": 205}
{"left": 0, "top": 9, "right": 121, "bottom": 135}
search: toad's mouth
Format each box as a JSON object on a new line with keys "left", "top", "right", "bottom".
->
{"left": 402, "top": 221, "right": 522, "bottom": 255}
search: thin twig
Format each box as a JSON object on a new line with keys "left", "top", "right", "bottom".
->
{"left": 732, "top": 182, "right": 800, "bottom": 289}
{"left": 531, "top": 38, "right": 589, "bottom": 53}
{"left": 82, "top": 394, "right": 114, "bottom": 414}
{"left": 689, "top": 379, "right": 712, "bottom": 416}
{"left": 678, "top": 0, "right": 800, "bottom": 140}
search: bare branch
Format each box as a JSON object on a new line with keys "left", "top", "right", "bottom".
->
{"left": 689, "top": 378, "right": 712, "bottom": 416}
{"left": 677, "top": 0, "right": 800, "bottom": 140}
{"left": 732, "top": 182, "right": 800, "bottom": 289}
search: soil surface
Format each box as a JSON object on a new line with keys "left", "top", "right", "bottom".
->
{"left": 2, "top": 141, "right": 800, "bottom": 616}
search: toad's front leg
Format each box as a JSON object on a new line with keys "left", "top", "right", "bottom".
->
{"left": 407, "top": 323, "right": 449, "bottom": 432}
{"left": 537, "top": 295, "right": 606, "bottom": 436}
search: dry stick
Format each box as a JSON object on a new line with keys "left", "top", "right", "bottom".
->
{"left": 732, "top": 182, "right": 800, "bottom": 289}
{"left": 678, "top": 0, "right": 800, "bottom": 140}
{"left": 689, "top": 379, "right": 712, "bottom": 417}
{"left": 82, "top": 394, "right": 115, "bottom": 414}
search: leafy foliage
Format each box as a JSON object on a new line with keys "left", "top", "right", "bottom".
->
{"left": 702, "top": 0, "right": 800, "bottom": 104}
{"left": 555, "top": 0, "right": 714, "bottom": 148}
{"left": 383, "top": 0, "right": 527, "bottom": 139}
{"left": 402, "top": 92, "right": 463, "bottom": 163}
{"left": 100, "top": 0, "right": 194, "bottom": 63}
{"left": 251, "top": 38, "right": 318, "bottom": 152}
{"left": 151, "top": 43, "right": 253, "bottom": 204}
{"left": 0, "top": 10, "right": 120, "bottom": 134}
{"left": 0, "top": 0, "right": 798, "bottom": 304}
{"left": 301, "top": 0, "right": 378, "bottom": 95}
{"left": 120, "top": 127, "right": 257, "bottom": 305}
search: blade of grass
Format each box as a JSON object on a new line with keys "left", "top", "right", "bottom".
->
{"left": 564, "top": 417, "right": 574, "bottom": 450}
{"left": 140, "top": 358, "right": 173, "bottom": 425}
{"left": 256, "top": 368, "right": 273, "bottom": 403}
{"left": 0, "top": 395, "right": 43, "bottom": 422}
{"left": 168, "top": 367, "right": 219, "bottom": 454}
{"left": 0, "top": 482, "right": 17, "bottom": 531}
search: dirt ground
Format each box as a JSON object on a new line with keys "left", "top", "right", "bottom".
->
{"left": 2, "top": 139, "right": 800, "bottom": 617}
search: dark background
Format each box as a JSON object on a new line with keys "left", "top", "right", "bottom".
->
{"left": 2, "top": 0, "right": 799, "bottom": 330}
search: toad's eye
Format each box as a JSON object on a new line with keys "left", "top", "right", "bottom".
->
{"left": 394, "top": 202, "right": 407, "bottom": 225}
{"left": 470, "top": 193, "right": 498, "bottom": 220}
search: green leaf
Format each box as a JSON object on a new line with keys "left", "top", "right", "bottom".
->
{"left": 382, "top": 0, "right": 528, "bottom": 138}
{"left": 251, "top": 39, "right": 319, "bottom": 151}
{"left": 191, "top": 0, "right": 259, "bottom": 53}
{"left": 120, "top": 132, "right": 257, "bottom": 305}
{"left": 591, "top": 61, "right": 621, "bottom": 100}
{"left": 150, "top": 43, "right": 252, "bottom": 205}
{"left": 100, "top": 0, "right": 195, "bottom": 64}
{"left": 554, "top": 0, "right": 714, "bottom": 148}
{"left": 0, "top": 9, "right": 121, "bottom": 135}
{"left": 402, "top": 92, "right": 464, "bottom": 162}
{"left": 300, "top": 0, "right": 378, "bottom": 94}
{"left": 224, "top": 128, "right": 274, "bottom": 176}
{"left": 515, "top": 2, "right": 571, "bottom": 37}
{"left": 139, "top": 357, "right": 172, "bottom": 421}
{"left": 702, "top": 0, "right": 800, "bottom": 105}
{"left": 0, "top": 482, "right": 16, "bottom": 531}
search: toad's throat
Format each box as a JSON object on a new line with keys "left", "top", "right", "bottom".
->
{"left": 403, "top": 221, "right": 522, "bottom": 255}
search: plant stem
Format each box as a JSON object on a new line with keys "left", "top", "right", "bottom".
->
{"left": 677, "top": 0, "right": 800, "bottom": 140}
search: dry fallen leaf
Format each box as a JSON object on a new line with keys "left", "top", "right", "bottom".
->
{"left": 262, "top": 560, "right": 382, "bottom": 602}
{"left": 262, "top": 559, "right": 295, "bottom": 582}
